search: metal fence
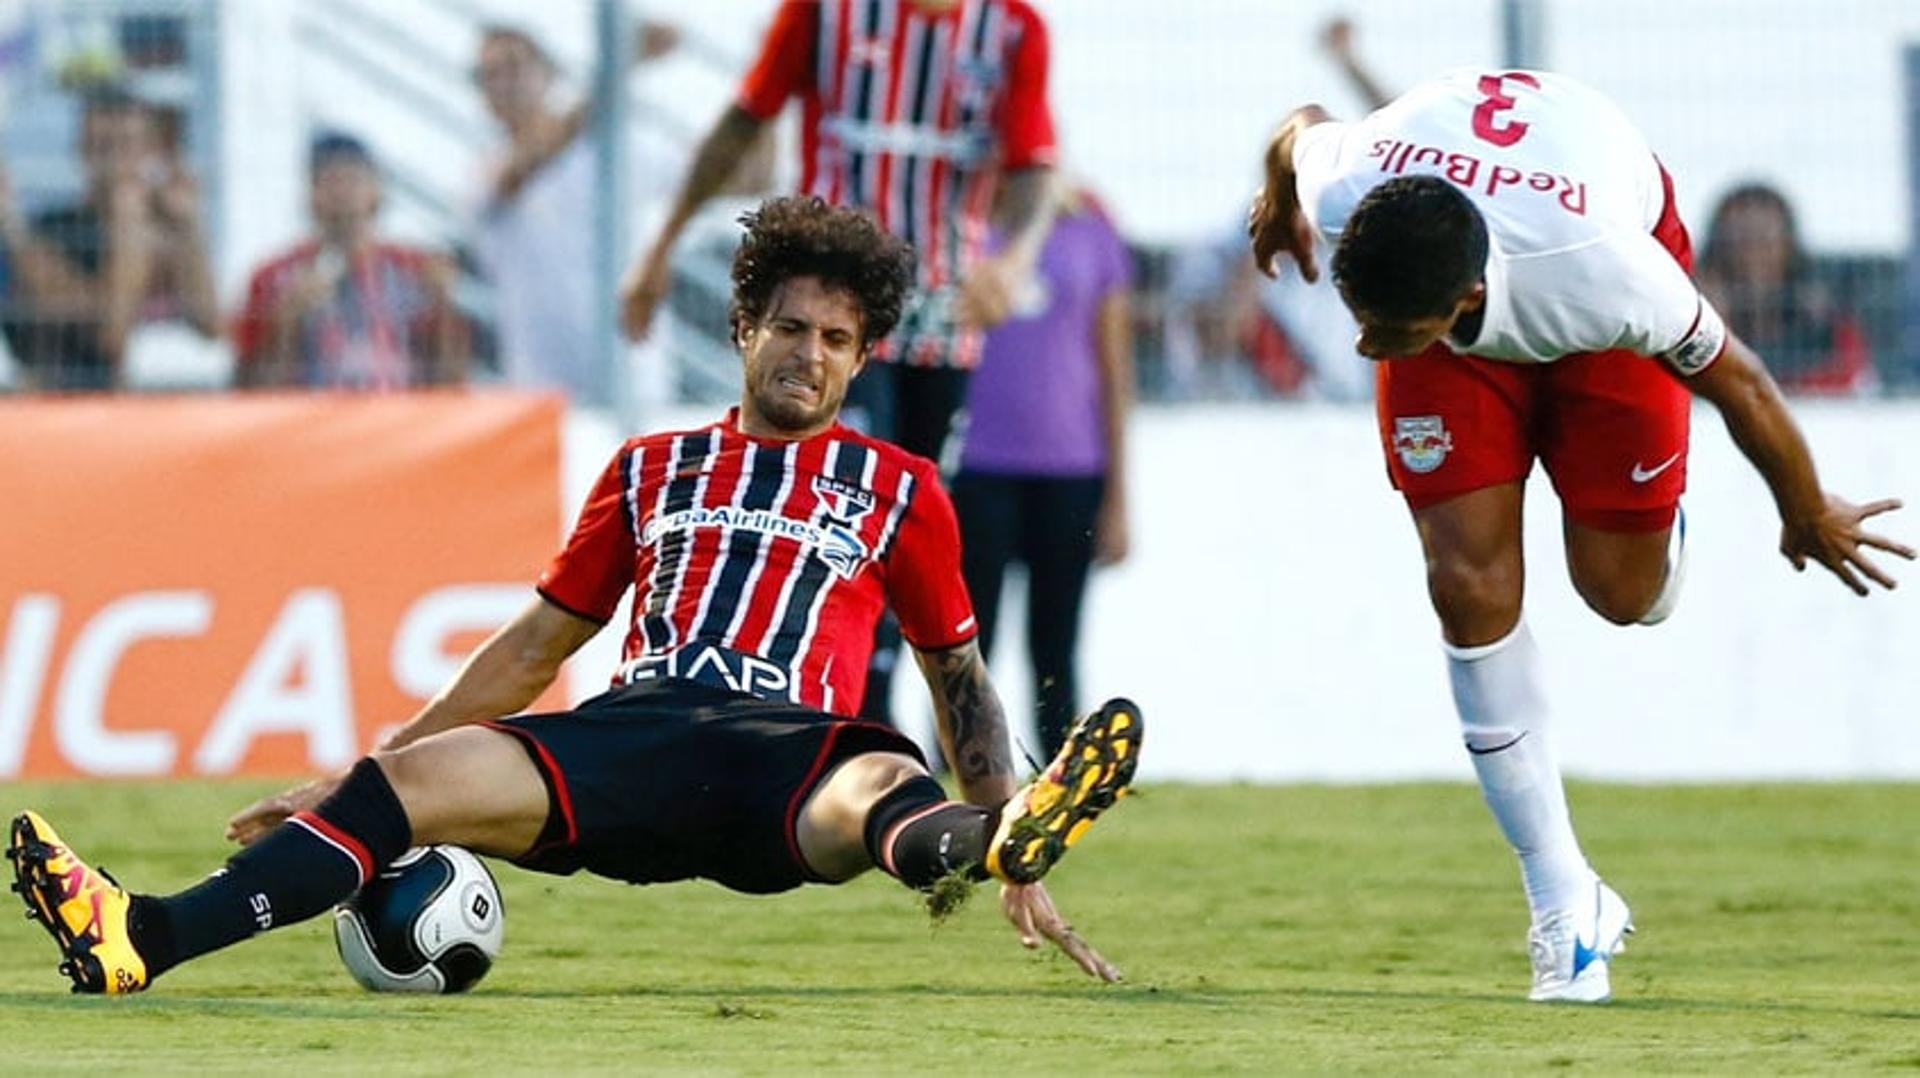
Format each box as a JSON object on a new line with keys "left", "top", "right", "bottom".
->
{"left": 0, "top": 0, "right": 1915, "bottom": 409}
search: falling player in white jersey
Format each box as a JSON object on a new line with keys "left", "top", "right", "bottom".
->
{"left": 1247, "top": 69, "right": 1912, "bottom": 1002}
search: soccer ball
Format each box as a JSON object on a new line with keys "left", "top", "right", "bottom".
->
{"left": 332, "top": 845, "right": 504, "bottom": 993}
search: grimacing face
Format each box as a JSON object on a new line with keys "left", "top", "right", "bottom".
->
{"left": 737, "top": 276, "right": 869, "bottom": 438}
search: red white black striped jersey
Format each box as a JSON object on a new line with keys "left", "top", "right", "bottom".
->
{"left": 538, "top": 409, "right": 978, "bottom": 716}
{"left": 738, "top": 0, "right": 1056, "bottom": 368}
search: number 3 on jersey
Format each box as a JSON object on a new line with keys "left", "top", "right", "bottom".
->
{"left": 1472, "top": 72, "right": 1540, "bottom": 147}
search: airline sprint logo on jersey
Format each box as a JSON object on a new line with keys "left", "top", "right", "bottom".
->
{"left": 644, "top": 494, "right": 873, "bottom": 580}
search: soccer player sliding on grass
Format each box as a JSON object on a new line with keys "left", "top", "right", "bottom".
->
{"left": 9, "top": 196, "right": 1141, "bottom": 995}
{"left": 1248, "top": 69, "right": 1912, "bottom": 1003}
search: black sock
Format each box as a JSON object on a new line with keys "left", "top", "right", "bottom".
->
{"left": 133, "top": 757, "right": 413, "bottom": 977}
{"left": 862, "top": 775, "right": 993, "bottom": 888}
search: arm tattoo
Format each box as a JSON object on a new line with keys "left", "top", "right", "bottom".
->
{"left": 917, "top": 641, "right": 1016, "bottom": 805}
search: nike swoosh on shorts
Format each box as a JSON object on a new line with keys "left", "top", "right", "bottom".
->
{"left": 1630, "top": 452, "right": 1681, "bottom": 483}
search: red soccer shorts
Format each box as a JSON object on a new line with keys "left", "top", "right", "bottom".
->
{"left": 1374, "top": 346, "right": 1690, "bottom": 533}
{"left": 1373, "top": 159, "right": 1695, "bottom": 533}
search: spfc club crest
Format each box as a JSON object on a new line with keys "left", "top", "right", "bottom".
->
{"left": 1393, "top": 415, "right": 1453, "bottom": 474}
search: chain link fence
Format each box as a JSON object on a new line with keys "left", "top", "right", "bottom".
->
{"left": 0, "top": 0, "right": 1915, "bottom": 403}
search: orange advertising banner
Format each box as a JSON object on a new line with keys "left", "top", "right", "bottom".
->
{"left": 0, "top": 392, "right": 564, "bottom": 778}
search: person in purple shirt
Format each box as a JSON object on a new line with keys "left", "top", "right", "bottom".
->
{"left": 955, "top": 179, "right": 1135, "bottom": 758}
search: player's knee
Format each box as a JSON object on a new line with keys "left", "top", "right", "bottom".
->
{"left": 1425, "top": 555, "right": 1522, "bottom": 634}
{"left": 1569, "top": 566, "right": 1661, "bottom": 625}
{"left": 843, "top": 753, "right": 932, "bottom": 818}
{"left": 367, "top": 728, "right": 536, "bottom": 844}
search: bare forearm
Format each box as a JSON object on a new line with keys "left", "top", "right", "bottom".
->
{"left": 100, "top": 237, "right": 154, "bottom": 365}
{"left": 660, "top": 106, "right": 766, "bottom": 244}
{"left": 915, "top": 642, "right": 1017, "bottom": 806}
{"left": 426, "top": 270, "right": 470, "bottom": 384}
{"left": 381, "top": 598, "right": 600, "bottom": 751}
{"left": 1336, "top": 57, "right": 1391, "bottom": 111}
{"left": 1096, "top": 290, "right": 1134, "bottom": 491}
{"left": 1692, "top": 337, "right": 1824, "bottom": 519}
{"left": 997, "top": 166, "right": 1055, "bottom": 259}
{"left": 382, "top": 630, "right": 562, "bottom": 750}
{"left": 1264, "top": 106, "right": 1330, "bottom": 207}
{"left": 1, "top": 227, "right": 94, "bottom": 313}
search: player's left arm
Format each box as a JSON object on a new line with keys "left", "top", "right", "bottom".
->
{"left": 1685, "top": 332, "right": 1914, "bottom": 593}
{"left": 913, "top": 640, "right": 1017, "bottom": 808}
{"left": 913, "top": 638, "right": 1122, "bottom": 983}
{"left": 225, "top": 596, "right": 601, "bottom": 844}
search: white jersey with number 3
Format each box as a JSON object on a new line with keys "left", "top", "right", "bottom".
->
{"left": 1292, "top": 68, "right": 1726, "bottom": 374}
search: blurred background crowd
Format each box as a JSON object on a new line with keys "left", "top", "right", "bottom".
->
{"left": 0, "top": 0, "right": 1914, "bottom": 408}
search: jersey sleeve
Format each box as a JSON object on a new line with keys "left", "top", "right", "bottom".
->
{"left": 1602, "top": 231, "right": 1728, "bottom": 375}
{"left": 995, "top": 3, "right": 1057, "bottom": 169}
{"left": 536, "top": 444, "right": 637, "bottom": 624}
{"left": 736, "top": 1, "right": 815, "bottom": 120}
{"left": 882, "top": 461, "right": 979, "bottom": 652}
{"left": 1289, "top": 120, "right": 1358, "bottom": 242}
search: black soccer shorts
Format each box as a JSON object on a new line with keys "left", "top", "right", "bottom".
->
{"left": 484, "top": 679, "right": 926, "bottom": 894}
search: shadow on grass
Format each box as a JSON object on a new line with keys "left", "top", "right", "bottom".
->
{"left": 2, "top": 983, "right": 1912, "bottom": 1024}
{"left": 1272, "top": 984, "right": 1920, "bottom": 1022}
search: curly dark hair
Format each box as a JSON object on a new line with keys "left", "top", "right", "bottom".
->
{"left": 729, "top": 196, "right": 917, "bottom": 348}
{"left": 1332, "top": 175, "right": 1488, "bottom": 322}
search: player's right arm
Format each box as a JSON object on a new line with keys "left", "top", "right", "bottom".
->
{"left": 224, "top": 596, "right": 601, "bottom": 844}
{"left": 228, "top": 444, "right": 641, "bottom": 844}
{"left": 1683, "top": 333, "right": 1913, "bottom": 594}
{"left": 1248, "top": 104, "right": 1333, "bottom": 281}
{"left": 376, "top": 596, "right": 601, "bottom": 751}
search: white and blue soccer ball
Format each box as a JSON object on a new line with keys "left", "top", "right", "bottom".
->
{"left": 332, "top": 845, "right": 504, "bottom": 993}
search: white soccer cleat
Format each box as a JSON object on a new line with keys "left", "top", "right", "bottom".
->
{"left": 1527, "top": 878, "right": 1634, "bottom": 1003}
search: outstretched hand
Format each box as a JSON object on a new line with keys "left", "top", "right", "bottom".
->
{"left": 1246, "top": 184, "right": 1319, "bottom": 283}
{"left": 1780, "top": 494, "right": 1913, "bottom": 595}
{"left": 226, "top": 773, "right": 343, "bottom": 846}
{"left": 1000, "top": 881, "right": 1121, "bottom": 983}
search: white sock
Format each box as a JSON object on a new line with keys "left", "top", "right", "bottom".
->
{"left": 1445, "top": 620, "right": 1594, "bottom": 915}
{"left": 1638, "top": 504, "right": 1688, "bottom": 626}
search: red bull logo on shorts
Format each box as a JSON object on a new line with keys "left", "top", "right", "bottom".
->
{"left": 1393, "top": 415, "right": 1453, "bottom": 474}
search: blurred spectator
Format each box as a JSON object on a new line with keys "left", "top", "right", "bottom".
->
{"left": 1162, "top": 224, "right": 1368, "bottom": 401}
{"left": 1152, "top": 16, "right": 1398, "bottom": 403}
{"left": 470, "top": 21, "right": 772, "bottom": 406}
{"left": 469, "top": 24, "right": 597, "bottom": 401}
{"left": 1697, "top": 182, "right": 1876, "bottom": 395}
{"left": 1320, "top": 17, "right": 1392, "bottom": 111}
{"left": 0, "top": 86, "right": 217, "bottom": 391}
{"left": 954, "top": 178, "right": 1133, "bottom": 759}
{"left": 234, "top": 133, "right": 466, "bottom": 389}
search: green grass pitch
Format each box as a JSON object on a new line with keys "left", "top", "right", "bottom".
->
{"left": 3, "top": 780, "right": 1916, "bottom": 1072}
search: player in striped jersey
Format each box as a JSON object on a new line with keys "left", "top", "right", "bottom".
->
{"left": 1249, "top": 69, "right": 1911, "bottom": 1003}
{"left": 9, "top": 197, "right": 1139, "bottom": 994}
{"left": 622, "top": 0, "right": 1062, "bottom": 726}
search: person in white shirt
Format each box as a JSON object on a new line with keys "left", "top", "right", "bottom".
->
{"left": 1247, "top": 68, "right": 1912, "bottom": 1004}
